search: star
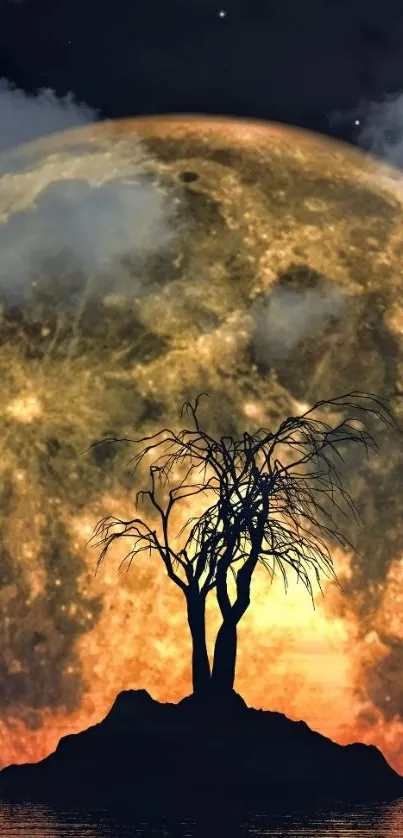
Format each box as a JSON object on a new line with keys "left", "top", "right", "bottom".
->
{"left": 218, "top": 10, "right": 227, "bottom": 18}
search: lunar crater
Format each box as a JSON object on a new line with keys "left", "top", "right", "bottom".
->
{"left": 1, "top": 115, "right": 403, "bottom": 771}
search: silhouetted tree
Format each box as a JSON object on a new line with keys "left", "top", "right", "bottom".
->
{"left": 86, "top": 420, "right": 218, "bottom": 696}
{"left": 86, "top": 391, "right": 398, "bottom": 700}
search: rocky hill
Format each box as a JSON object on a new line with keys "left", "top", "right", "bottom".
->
{"left": 0, "top": 689, "right": 402, "bottom": 808}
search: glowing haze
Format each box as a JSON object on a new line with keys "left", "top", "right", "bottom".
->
{"left": 1, "top": 115, "right": 403, "bottom": 776}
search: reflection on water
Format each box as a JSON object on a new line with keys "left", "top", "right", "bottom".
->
{"left": 2, "top": 799, "right": 403, "bottom": 837}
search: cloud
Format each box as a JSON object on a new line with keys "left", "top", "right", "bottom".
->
{"left": 355, "top": 93, "right": 403, "bottom": 170}
{"left": 0, "top": 119, "right": 182, "bottom": 312}
{"left": 0, "top": 170, "right": 176, "bottom": 308}
{"left": 329, "top": 92, "right": 403, "bottom": 171}
{"left": 251, "top": 282, "right": 347, "bottom": 364}
{"left": 0, "top": 78, "right": 99, "bottom": 153}
{"left": 0, "top": 82, "right": 179, "bottom": 309}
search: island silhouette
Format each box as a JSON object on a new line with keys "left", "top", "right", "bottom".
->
{"left": 1, "top": 391, "right": 402, "bottom": 808}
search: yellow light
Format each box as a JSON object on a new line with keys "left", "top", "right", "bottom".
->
{"left": 7, "top": 394, "right": 42, "bottom": 423}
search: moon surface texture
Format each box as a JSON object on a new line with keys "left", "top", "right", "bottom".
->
{"left": 1, "top": 115, "right": 403, "bottom": 772}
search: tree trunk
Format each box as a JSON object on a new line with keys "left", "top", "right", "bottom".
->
{"left": 211, "top": 558, "right": 255, "bottom": 696}
{"left": 186, "top": 593, "right": 211, "bottom": 695}
{"left": 211, "top": 618, "right": 237, "bottom": 695}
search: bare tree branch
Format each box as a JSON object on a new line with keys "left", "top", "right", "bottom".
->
{"left": 85, "top": 390, "right": 399, "bottom": 684}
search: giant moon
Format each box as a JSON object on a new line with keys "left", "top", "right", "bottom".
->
{"left": 1, "top": 116, "right": 403, "bottom": 772}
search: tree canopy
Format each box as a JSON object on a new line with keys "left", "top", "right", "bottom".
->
{"left": 86, "top": 390, "right": 399, "bottom": 697}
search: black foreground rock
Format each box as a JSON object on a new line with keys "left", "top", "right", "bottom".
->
{"left": 0, "top": 689, "right": 402, "bottom": 808}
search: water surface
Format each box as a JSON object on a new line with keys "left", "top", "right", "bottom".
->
{"left": 2, "top": 799, "right": 403, "bottom": 836}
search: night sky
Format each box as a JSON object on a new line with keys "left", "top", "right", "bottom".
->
{"left": 1, "top": 0, "right": 403, "bottom": 160}
{"left": 3, "top": 0, "right": 403, "bottom": 781}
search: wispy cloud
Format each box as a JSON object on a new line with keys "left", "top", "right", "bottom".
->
{"left": 251, "top": 282, "right": 347, "bottom": 364}
{"left": 0, "top": 110, "right": 179, "bottom": 309}
{"left": 355, "top": 93, "right": 403, "bottom": 169}
{"left": 0, "top": 79, "right": 99, "bottom": 153}
{"left": 329, "top": 92, "right": 403, "bottom": 170}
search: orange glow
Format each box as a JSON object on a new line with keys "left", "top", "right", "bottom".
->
{"left": 1, "top": 114, "right": 403, "bottom": 783}
{"left": 1, "top": 490, "right": 403, "bottom": 777}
